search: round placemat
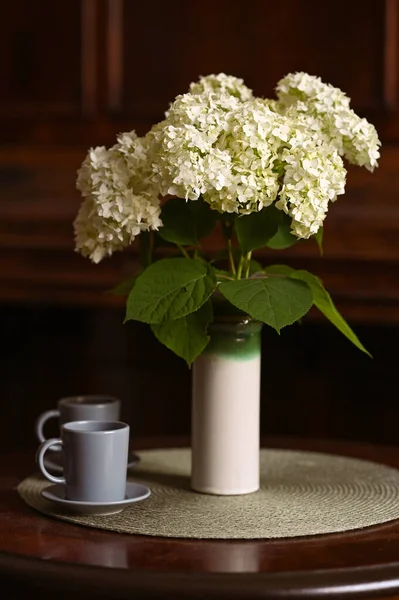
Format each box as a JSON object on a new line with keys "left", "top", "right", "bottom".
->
{"left": 17, "top": 448, "right": 399, "bottom": 539}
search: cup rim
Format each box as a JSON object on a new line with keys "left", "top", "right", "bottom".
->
{"left": 59, "top": 395, "right": 120, "bottom": 407}
{"left": 62, "top": 420, "right": 129, "bottom": 434}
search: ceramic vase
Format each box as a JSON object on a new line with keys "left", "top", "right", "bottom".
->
{"left": 191, "top": 315, "right": 263, "bottom": 495}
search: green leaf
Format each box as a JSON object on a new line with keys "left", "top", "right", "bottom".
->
{"left": 235, "top": 205, "right": 279, "bottom": 254}
{"left": 153, "top": 231, "right": 176, "bottom": 249}
{"left": 214, "top": 260, "right": 263, "bottom": 280}
{"left": 266, "top": 207, "right": 298, "bottom": 250}
{"left": 125, "top": 258, "right": 217, "bottom": 324}
{"left": 313, "top": 227, "right": 323, "bottom": 256}
{"left": 139, "top": 231, "right": 152, "bottom": 268}
{"left": 158, "top": 197, "right": 217, "bottom": 246}
{"left": 290, "top": 270, "right": 372, "bottom": 357}
{"left": 108, "top": 274, "right": 138, "bottom": 296}
{"left": 249, "top": 259, "right": 263, "bottom": 275}
{"left": 151, "top": 300, "right": 213, "bottom": 366}
{"left": 265, "top": 264, "right": 295, "bottom": 276}
{"left": 219, "top": 277, "right": 312, "bottom": 333}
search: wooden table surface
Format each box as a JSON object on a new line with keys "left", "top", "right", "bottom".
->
{"left": 2, "top": 436, "right": 399, "bottom": 599}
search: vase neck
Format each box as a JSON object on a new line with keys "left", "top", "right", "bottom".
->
{"left": 204, "top": 318, "right": 263, "bottom": 360}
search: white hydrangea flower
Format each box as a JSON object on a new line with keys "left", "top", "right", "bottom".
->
{"left": 276, "top": 139, "right": 346, "bottom": 238}
{"left": 276, "top": 72, "right": 381, "bottom": 171}
{"left": 74, "top": 132, "right": 161, "bottom": 263}
{"left": 147, "top": 92, "right": 240, "bottom": 200}
{"left": 277, "top": 71, "right": 351, "bottom": 111}
{"left": 149, "top": 93, "right": 289, "bottom": 214}
{"left": 330, "top": 109, "right": 381, "bottom": 170}
{"left": 203, "top": 99, "right": 288, "bottom": 213}
{"left": 189, "top": 73, "right": 253, "bottom": 101}
{"left": 75, "top": 72, "right": 381, "bottom": 253}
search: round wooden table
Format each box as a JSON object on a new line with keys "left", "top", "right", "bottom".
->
{"left": 2, "top": 436, "right": 399, "bottom": 599}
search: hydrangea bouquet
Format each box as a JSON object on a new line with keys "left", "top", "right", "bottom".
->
{"left": 74, "top": 72, "right": 381, "bottom": 365}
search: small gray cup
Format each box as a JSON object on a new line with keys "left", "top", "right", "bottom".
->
{"left": 35, "top": 395, "right": 121, "bottom": 449}
{"left": 36, "top": 420, "right": 130, "bottom": 502}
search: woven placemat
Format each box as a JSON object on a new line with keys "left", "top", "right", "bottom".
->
{"left": 17, "top": 448, "right": 399, "bottom": 539}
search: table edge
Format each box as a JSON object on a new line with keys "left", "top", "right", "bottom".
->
{"left": 1, "top": 552, "right": 399, "bottom": 599}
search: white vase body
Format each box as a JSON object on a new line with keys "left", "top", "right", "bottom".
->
{"left": 191, "top": 318, "right": 262, "bottom": 495}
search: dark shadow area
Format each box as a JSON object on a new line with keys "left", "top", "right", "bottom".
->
{"left": 1, "top": 302, "right": 396, "bottom": 452}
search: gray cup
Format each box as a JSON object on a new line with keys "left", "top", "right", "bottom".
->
{"left": 36, "top": 420, "right": 130, "bottom": 502}
{"left": 35, "top": 395, "right": 121, "bottom": 450}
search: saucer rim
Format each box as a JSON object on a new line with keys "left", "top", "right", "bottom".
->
{"left": 41, "top": 481, "right": 151, "bottom": 508}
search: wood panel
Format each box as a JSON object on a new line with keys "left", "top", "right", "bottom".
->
{"left": 384, "top": 0, "right": 399, "bottom": 108}
{"left": 119, "top": 0, "right": 386, "bottom": 123}
{"left": 2, "top": 145, "right": 398, "bottom": 260}
{"left": 0, "top": 1, "right": 84, "bottom": 116}
{"left": 0, "top": 144, "right": 398, "bottom": 323}
{"left": 0, "top": 0, "right": 398, "bottom": 325}
{"left": 0, "top": 0, "right": 103, "bottom": 145}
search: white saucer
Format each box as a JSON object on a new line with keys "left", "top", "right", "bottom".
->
{"left": 41, "top": 481, "right": 151, "bottom": 515}
{"left": 43, "top": 450, "right": 140, "bottom": 473}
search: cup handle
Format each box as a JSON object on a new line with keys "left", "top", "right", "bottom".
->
{"left": 35, "top": 409, "right": 60, "bottom": 443}
{"left": 36, "top": 438, "right": 66, "bottom": 484}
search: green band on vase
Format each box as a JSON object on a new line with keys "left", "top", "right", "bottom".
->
{"left": 203, "top": 318, "right": 263, "bottom": 360}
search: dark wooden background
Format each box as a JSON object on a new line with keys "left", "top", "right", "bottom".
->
{"left": 0, "top": 0, "right": 398, "bottom": 452}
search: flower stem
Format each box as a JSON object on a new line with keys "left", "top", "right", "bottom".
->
{"left": 177, "top": 245, "right": 190, "bottom": 259}
{"left": 236, "top": 256, "right": 244, "bottom": 280}
{"left": 244, "top": 251, "right": 252, "bottom": 278}
{"left": 221, "top": 217, "right": 237, "bottom": 276}
{"left": 227, "top": 239, "right": 236, "bottom": 275}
